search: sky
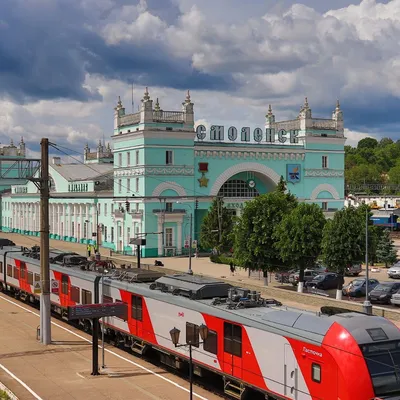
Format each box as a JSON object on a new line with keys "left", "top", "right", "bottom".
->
{"left": 0, "top": 0, "right": 398, "bottom": 158}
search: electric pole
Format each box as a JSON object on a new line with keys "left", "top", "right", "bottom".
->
{"left": 40, "top": 138, "right": 51, "bottom": 344}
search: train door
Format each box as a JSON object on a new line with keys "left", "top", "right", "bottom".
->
{"left": 284, "top": 344, "right": 298, "bottom": 399}
{"left": 60, "top": 274, "right": 69, "bottom": 306}
{"left": 223, "top": 322, "right": 243, "bottom": 378}
{"left": 131, "top": 294, "right": 143, "bottom": 338}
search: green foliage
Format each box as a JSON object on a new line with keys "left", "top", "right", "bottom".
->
{"left": 0, "top": 391, "right": 11, "bottom": 400}
{"left": 274, "top": 203, "right": 326, "bottom": 275}
{"left": 276, "top": 176, "right": 287, "bottom": 193}
{"left": 209, "top": 254, "right": 239, "bottom": 265}
{"left": 233, "top": 191, "right": 297, "bottom": 273}
{"left": 346, "top": 136, "right": 400, "bottom": 190}
{"left": 200, "top": 197, "right": 235, "bottom": 253}
{"left": 376, "top": 229, "right": 398, "bottom": 267}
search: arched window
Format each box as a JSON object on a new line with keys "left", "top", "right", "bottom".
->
{"left": 218, "top": 180, "right": 259, "bottom": 198}
{"left": 49, "top": 175, "right": 56, "bottom": 192}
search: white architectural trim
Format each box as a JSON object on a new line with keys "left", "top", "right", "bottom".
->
{"left": 152, "top": 181, "right": 187, "bottom": 197}
{"left": 310, "top": 184, "right": 340, "bottom": 200}
{"left": 210, "top": 162, "right": 281, "bottom": 196}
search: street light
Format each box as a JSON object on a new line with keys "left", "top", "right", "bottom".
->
{"left": 363, "top": 205, "right": 372, "bottom": 315}
{"left": 169, "top": 324, "right": 209, "bottom": 400}
{"left": 176, "top": 201, "right": 193, "bottom": 275}
{"left": 101, "top": 267, "right": 109, "bottom": 369}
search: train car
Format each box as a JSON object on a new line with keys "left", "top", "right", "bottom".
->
{"left": 371, "top": 210, "right": 400, "bottom": 230}
{"left": 0, "top": 246, "right": 400, "bottom": 400}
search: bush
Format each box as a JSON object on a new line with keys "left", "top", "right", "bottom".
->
{"left": 0, "top": 390, "right": 11, "bottom": 400}
{"left": 209, "top": 254, "right": 239, "bottom": 265}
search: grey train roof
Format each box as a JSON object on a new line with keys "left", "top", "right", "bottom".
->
{"left": 1, "top": 246, "right": 400, "bottom": 347}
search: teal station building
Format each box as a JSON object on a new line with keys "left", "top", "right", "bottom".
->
{"left": 0, "top": 89, "right": 346, "bottom": 257}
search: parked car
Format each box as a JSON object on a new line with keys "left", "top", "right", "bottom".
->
{"left": 275, "top": 269, "right": 296, "bottom": 284}
{"left": 305, "top": 272, "right": 344, "bottom": 290}
{"left": 390, "top": 290, "right": 400, "bottom": 307}
{"left": 388, "top": 262, "right": 400, "bottom": 279}
{"left": 289, "top": 269, "right": 322, "bottom": 286}
{"left": 344, "top": 264, "right": 362, "bottom": 277}
{"left": 342, "top": 278, "right": 380, "bottom": 297}
{"left": 0, "top": 238, "right": 15, "bottom": 247}
{"left": 368, "top": 282, "right": 400, "bottom": 305}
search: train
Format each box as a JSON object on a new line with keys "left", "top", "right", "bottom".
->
{"left": 370, "top": 209, "right": 400, "bottom": 230}
{"left": 0, "top": 245, "right": 399, "bottom": 400}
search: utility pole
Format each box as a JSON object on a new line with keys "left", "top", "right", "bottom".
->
{"left": 188, "top": 213, "right": 193, "bottom": 275}
{"left": 363, "top": 206, "right": 372, "bottom": 315}
{"left": 40, "top": 138, "right": 51, "bottom": 344}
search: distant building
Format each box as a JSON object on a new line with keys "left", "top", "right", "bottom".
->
{"left": 1, "top": 89, "right": 346, "bottom": 257}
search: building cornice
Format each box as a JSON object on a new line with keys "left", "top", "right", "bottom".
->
{"left": 195, "top": 149, "right": 305, "bottom": 161}
{"left": 304, "top": 169, "right": 345, "bottom": 178}
{"left": 114, "top": 165, "right": 194, "bottom": 177}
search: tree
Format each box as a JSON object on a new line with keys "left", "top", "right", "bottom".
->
{"left": 376, "top": 229, "right": 397, "bottom": 268}
{"left": 357, "top": 137, "right": 378, "bottom": 150}
{"left": 321, "top": 206, "right": 368, "bottom": 299}
{"left": 388, "top": 165, "right": 400, "bottom": 185}
{"left": 276, "top": 176, "right": 287, "bottom": 193}
{"left": 200, "top": 197, "right": 234, "bottom": 253}
{"left": 274, "top": 203, "right": 326, "bottom": 292}
{"left": 233, "top": 191, "right": 297, "bottom": 285}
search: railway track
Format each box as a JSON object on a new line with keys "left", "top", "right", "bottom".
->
{"left": 0, "top": 287, "right": 263, "bottom": 400}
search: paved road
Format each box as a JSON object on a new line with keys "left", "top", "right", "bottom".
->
{"left": 0, "top": 293, "right": 219, "bottom": 400}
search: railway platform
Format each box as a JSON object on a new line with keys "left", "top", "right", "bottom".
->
{"left": 0, "top": 293, "right": 219, "bottom": 400}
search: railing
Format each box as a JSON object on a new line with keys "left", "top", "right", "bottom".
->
{"left": 273, "top": 119, "right": 300, "bottom": 131}
{"left": 113, "top": 210, "right": 125, "bottom": 218}
{"left": 119, "top": 113, "right": 141, "bottom": 127}
{"left": 152, "top": 209, "right": 186, "bottom": 214}
{"left": 153, "top": 111, "right": 185, "bottom": 123}
{"left": 311, "top": 119, "right": 336, "bottom": 130}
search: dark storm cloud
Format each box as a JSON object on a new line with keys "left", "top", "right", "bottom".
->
{"left": 0, "top": 0, "right": 232, "bottom": 104}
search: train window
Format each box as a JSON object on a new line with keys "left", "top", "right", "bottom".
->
{"left": 186, "top": 322, "right": 200, "bottom": 347}
{"left": 224, "top": 322, "right": 242, "bottom": 358}
{"left": 13, "top": 266, "right": 19, "bottom": 280}
{"left": 312, "top": 363, "right": 321, "bottom": 383}
{"left": 131, "top": 295, "right": 142, "bottom": 321}
{"left": 27, "top": 271, "right": 33, "bottom": 285}
{"left": 34, "top": 273, "right": 40, "bottom": 282}
{"left": 20, "top": 266, "right": 26, "bottom": 280}
{"left": 7, "top": 265, "right": 12, "bottom": 277}
{"left": 203, "top": 330, "right": 217, "bottom": 355}
{"left": 103, "top": 295, "right": 113, "bottom": 304}
{"left": 0, "top": 261, "right": 3, "bottom": 273}
{"left": 61, "top": 275, "right": 68, "bottom": 295}
{"left": 70, "top": 286, "right": 80, "bottom": 303}
{"left": 82, "top": 289, "right": 92, "bottom": 305}
{"left": 367, "top": 328, "right": 388, "bottom": 342}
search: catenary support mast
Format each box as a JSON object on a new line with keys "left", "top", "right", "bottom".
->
{"left": 40, "top": 138, "right": 51, "bottom": 344}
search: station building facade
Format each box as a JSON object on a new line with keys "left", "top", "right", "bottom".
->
{"left": 0, "top": 89, "right": 346, "bottom": 257}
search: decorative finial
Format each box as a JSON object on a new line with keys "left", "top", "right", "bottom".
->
{"left": 117, "top": 96, "right": 122, "bottom": 107}
{"left": 20, "top": 136, "right": 24, "bottom": 144}
{"left": 107, "top": 142, "right": 111, "bottom": 150}
{"left": 304, "top": 97, "right": 309, "bottom": 108}
{"left": 143, "top": 86, "right": 150, "bottom": 101}
{"left": 10, "top": 139, "right": 14, "bottom": 146}
{"left": 154, "top": 97, "right": 160, "bottom": 111}
{"left": 268, "top": 104, "right": 273, "bottom": 114}
{"left": 185, "top": 89, "right": 191, "bottom": 103}
{"left": 336, "top": 99, "right": 340, "bottom": 109}
{"left": 85, "top": 142, "right": 89, "bottom": 149}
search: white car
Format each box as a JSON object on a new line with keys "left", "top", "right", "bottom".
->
{"left": 390, "top": 291, "right": 400, "bottom": 306}
{"left": 388, "top": 262, "right": 400, "bottom": 279}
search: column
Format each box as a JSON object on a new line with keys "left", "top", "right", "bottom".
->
{"left": 157, "top": 219, "right": 163, "bottom": 256}
{"left": 57, "top": 204, "right": 61, "bottom": 236}
{"left": 63, "top": 203, "right": 67, "bottom": 238}
{"left": 177, "top": 221, "right": 182, "bottom": 255}
{"left": 92, "top": 203, "right": 97, "bottom": 244}
{"left": 80, "top": 204, "right": 84, "bottom": 241}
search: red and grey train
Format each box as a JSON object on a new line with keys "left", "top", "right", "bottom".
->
{"left": 0, "top": 245, "right": 399, "bottom": 400}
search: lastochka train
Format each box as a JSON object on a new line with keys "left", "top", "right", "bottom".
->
{"left": 0, "top": 245, "right": 399, "bottom": 400}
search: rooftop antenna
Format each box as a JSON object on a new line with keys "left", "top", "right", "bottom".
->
{"left": 131, "top": 83, "right": 134, "bottom": 113}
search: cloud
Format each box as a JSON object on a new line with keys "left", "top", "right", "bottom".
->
{"left": 0, "top": 0, "right": 400, "bottom": 156}
{"left": 344, "top": 128, "right": 381, "bottom": 147}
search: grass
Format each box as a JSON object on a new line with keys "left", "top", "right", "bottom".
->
{"left": 0, "top": 390, "right": 11, "bottom": 400}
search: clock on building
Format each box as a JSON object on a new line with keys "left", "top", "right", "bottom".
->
{"left": 247, "top": 179, "right": 256, "bottom": 189}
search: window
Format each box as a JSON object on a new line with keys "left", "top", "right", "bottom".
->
{"left": 165, "top": 228, "right": 173, "bottom": 247}
{"left": 111, "top": 227, "right": 114, "bottom": 243}
{"left": 104, "top": 204, "right": 107, "bottom": 216}
{"left": 204, "top": 330, "right": 218, "bottom": 354}
{"left": 224, "top": 322, "right": 242, "bottom": 357}
{"left": 131, "top": 295, "right": 143, "bottom": 321}
{"left": 136, "top": 203, "right": 139, "bottom": 212}
{"left": 27, "top": 271, "right": 34, "bottom": 285}
{"left": 82, "top": 289, "right": 92, "bottom": 305}
{"left": 166, "top": 150, "right": 173, "bottom": 165}
{"left": 127, "top": 179, "right": 130, "bottom": 192}
{"left": 135, "top": 178, "right": 139, "bottom": 192}
{"left": 13, "top": 266, "right": 19, "bottom": 280}
{"left": 7, "top": 264, "right": 12, "bottom": 277}
{"left": 118, "top": 179, "right": 122, "bottom": 193}
{"left": 165, "top": 202, "right": 173, "bottom": 212}
{"left": 186, "top": 322, "right": 200, "bottom": 347}
{"left": 218, "top": 180, "right": 259, "bottom": 199}
{"left": 312, "top": 363, "right": 321, "bottom": 383}
{"left": 118, "top": 153, "right": 122, "bottom": 167}
{"left": 61, "top": 275, "right": 68, "bottom": 295}
{"left": 71, "top": 222, "right": 75, "bottom": 237}
{"left": 135, "top": 150, "right": 140, "bottom": 165}
{"left": 20, "top": 265, "right": 26, "bottom": 280}
{"left": 322, "top": 156, "right": 328, "bottom": 169}
{"left": 127, "top": 152, "right": 131, "bottom": 166}
{"left": 321, "top": 202, "right": 328, "bottom": 211}
{"left": 104, "top": 226, "right": 108, "bottom": 241}
{"left": 0, "top": 261, "right": 3, "bottom": 273}
{"left": 103, "top": 295, "right": 113, "bottom": 304}
{"left": 71, "top": 286, "right": 80, "bottom": 303}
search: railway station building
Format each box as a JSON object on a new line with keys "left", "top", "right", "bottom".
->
{"left": 0, "top": 89, "right": 346, "bottom": 257}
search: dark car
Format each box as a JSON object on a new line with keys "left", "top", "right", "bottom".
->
{"left": 342, "top": 278, "right": 380, "bottom": 297}
{"left": 275, "top": 269, "right": 296, "bottom": 284}
{"left": 49, "top": 251, "right": 80, "bottom": 264}
{"left": 368, "top": 282, "right": 400, "bottom": 305}
{"left": 305, "top": 272, "right": 344, "bottom": 290}
{"left": 0, "top": 238, "right": 16, "bottom": 247}
{"left": 289, "top": 266, "right": 328, "bottom": 286}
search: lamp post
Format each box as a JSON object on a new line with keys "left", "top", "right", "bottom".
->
{"left": 169, "top": 324, "right": 209, "bottom": 400}
{"left": 176, "top": 201, "right": 193, "bottom": 275}
{"left": 363, "top": 206, "right": 372, "bottom": 315}
{"left": 101, "top": 268, "right": 109, "bottom": 369}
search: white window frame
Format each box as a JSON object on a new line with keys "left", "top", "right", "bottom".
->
{"left": 165, "top": 227, "right": 174, "bottom": 247}
{"left": 322, "top": 202, "right": 328, "bottom": 211}
{"left": 165, "top": 202, "right": 173, "bottom": 212}
{"left": 118, "top": 179, "right": 122, "bottom": 193}
{"left": 127, "top": 152, "right": 131, "bottom": 166}
{"left": 119, "top": 153, "right": 122, "bottom": 167}
{"left": 127, "top": 178, "right": 131, "bottom": 192}
{"left": 135, "top": 150, "right": 140, "bottom": 165}
{"left": 136, "top": 177, "right": 139, "bottom": 192}
{"left": 322, "top": 155, "right": 328, "bottom": 169}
